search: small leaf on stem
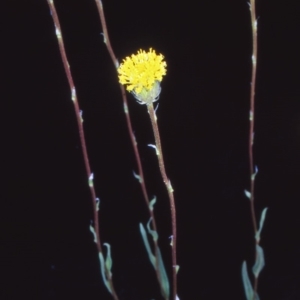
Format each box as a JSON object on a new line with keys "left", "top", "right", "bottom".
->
{"left": 244, "top": 190, "right": 251, "bottom": 199}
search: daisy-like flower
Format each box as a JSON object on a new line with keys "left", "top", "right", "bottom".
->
{"left": 117, "top": 48, "right": 167, "bottom": 105}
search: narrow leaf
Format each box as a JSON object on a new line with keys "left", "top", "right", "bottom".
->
{"left": 148, "top": 144, "right": 159, "bottom": 155}
{"left": 241, "top": 261, "right": 253, "bottom": 300}
{"left": 149, "top": 196, "right": 157, "bottom": 211}
{"left": 139, "top": 223, "right": 156, "bottom": 268}
{"left": 133, "top": 170, "right": 142, "bottom": 183}
{"left": 140, "top": 221, "right": 170, "bottom": 299}
{"left": 89, "top": 224, "right": 97, "bottom": 243}
{"left": 147, "top": 144, "right": 157, "bottom": 150}
{"left": 147, "top": 218, "right": 158, "bottom": 242}
{"left": 251, "top": 166, "right": 259, "bottom": 181}
{"left": 103, "top": 243, "right": 112, "bottom": 277}
{"left": 157, "top": 247, "right": 170, "bottom": 299}
{"left": 255, "top": 207, "right": 268, "bottom": 242}
{"left": 244, "top": 190, "right": 251, "bottom": 200}
{"left": 99, "top": 252, "right": 112, "bottom": 294}
{"left": 88, "top": 173, "right": 94, "bottom": 187}
{"left": 252, "top": 245, "right": 265, "bottom": 278}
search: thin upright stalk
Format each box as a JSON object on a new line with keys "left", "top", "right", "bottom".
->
{"left": 147, "top": 103, "right": 177, "bottom": 300}
{"left": 93, "top": 0, "right": 165, "bottom": 297}
{"left": 248, "top": 0, "right": 259, "bottom": 298}
{"left": 46, "top": 1, "right": 119, "bottom": 299}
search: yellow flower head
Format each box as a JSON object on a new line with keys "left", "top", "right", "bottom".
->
{"left": 117, "top": 48, "right": 167, "bottom": 104}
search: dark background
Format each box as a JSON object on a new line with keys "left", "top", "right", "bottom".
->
{"left": 1, "top": 0, "right": 300, "bottom": 299}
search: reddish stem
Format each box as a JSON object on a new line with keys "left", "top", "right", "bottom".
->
{"left": 93, "top": 0, "right": 166, "bottom": 297}
{"left": 147, "top": 103, "right": 177, "bottom": 300}
{"left": 248, "top": 0, "right": 259, "bottom": 298}
{"left": 46, "top": 1, "right": 119, "bottom": 299}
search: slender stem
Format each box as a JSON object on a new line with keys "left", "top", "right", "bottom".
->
{"left": 147, "top": 103, "right": 177, "bottom": 300}
{"left": 95, "top": 0, "right": 169, "bottom": 298}
{"left": 93, "top": 0, "right": 166, "bottom": 297}
{"left": 46, "top": 1, "right": 118, "bottom": 299}
{"left": 248, "top": 0, "right": 259, "bottom": 298}
{"left": 249, "top": 0, "right": 258, "bottom": 233}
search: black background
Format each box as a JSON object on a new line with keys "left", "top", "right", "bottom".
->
{"left": 2, "top": 0, "right": 300, "bottom": 299}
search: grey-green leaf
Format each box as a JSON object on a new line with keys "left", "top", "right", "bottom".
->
{"left": 157, "top": 247, "right": 170, "bottom": 299}
{"left": 251, "top": 166, "right": 258, "bottom": 181}
{"left": 88, "top": 173, "right": 94, "bottom": 187}
{"left": 99, "top": 252, "right": 112, "bottom": 294}
{"left": 147, "top": 218, "right": 158, "bottom": 242}
{"left": 133, "top": 171, "right": 142, "bottom": 183}
{"left": 244, "top": 190, "right": 251, "bottom": 200}
{"left": 139, "top": 223, "right": 156, "bottom": 268}
{"left": 255, "top": 207, "right": 268, "bottom": 242}
{"left": 241, "top": 261, "right": 260, "bottom": 300}
{"left": 140, "top": 221, "right": 169, "bottom": 298}
{"left": 242, "top": 261, "right": 253, "bottom": 300}
{"left": 252, "top": 245, "right": 265, "bottom": 278}
{"left": 149, "top": 196, "right": 157, "bottom": 211}
{"left": 103, "top": 243, "right": 112, "bottom": 277}
{"left": 89, "top": 224, "right": 97, "bottom": 243}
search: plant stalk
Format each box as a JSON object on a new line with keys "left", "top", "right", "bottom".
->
{"left": 93, "top": 0, "right": 165, "bottom": 297}
{"left": 248, "top": 0, "right": 259, "bottom": 298}
{"left": 46, "top": 1, "right": 119, "bottom": 299}
{"left": 147, "top": 103, "right": 177, "bottom": 300}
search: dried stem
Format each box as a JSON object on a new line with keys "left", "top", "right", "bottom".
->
{"left": 46, "top": 1, "right": 118, "bottom": 299}
{"left": 93, "top": 0, "right": 166, "bottom": 297}
{"left": 248, "top": 0, "right": 259, "bottom": 298}
{"left": 147, "top": 103, "right": 177, "bottom": 300}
